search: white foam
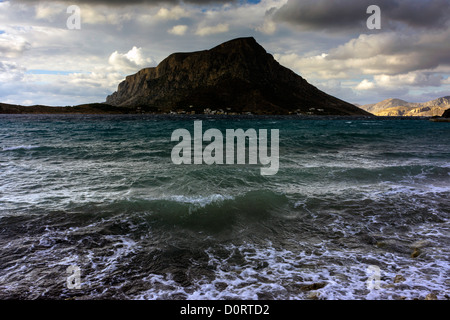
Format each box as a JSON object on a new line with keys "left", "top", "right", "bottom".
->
{"left": 133, "top": 238, "right": 450, "bottom": 300}
{"left": 145, "top": 194, "right": 235, "bottom": 207}
{"left": 2, "top": 145, "right": 40, "bottom": 151}
{"left": 2, "top": 219, "right": 447, "bottom": 300}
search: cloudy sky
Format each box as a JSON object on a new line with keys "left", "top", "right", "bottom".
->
{"left": 1, "top": 0, "right": 449, "bottom": 106}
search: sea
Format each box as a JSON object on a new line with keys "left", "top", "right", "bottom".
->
{"left": 0, "top": 114, "right": 449, "bottom": 300}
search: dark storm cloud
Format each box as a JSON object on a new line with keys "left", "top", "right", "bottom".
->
{"left": 274, "top": 0, "right": 450, "bottom": 31}
{"left": 13, "top": 0, "right": 238, "bottom": 5}
{"left": 388, "top": 0, "right": 450, "bottom": 29}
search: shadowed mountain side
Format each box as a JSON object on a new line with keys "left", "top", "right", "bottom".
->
{"left": 429, "top": 107, "right": 450, "bottom": 122}
{"left": 106, "top": 37, "right": 370, "bottom": 116}
{"left": 443, "top": 108, "right": 450, "bottom": 118}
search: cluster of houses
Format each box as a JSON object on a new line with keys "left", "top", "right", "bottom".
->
{"left": 169, "top": 107, "right": 247, "bottom": 115}
{"left": 289, "top": 108, "right": 325, "bottom": 115}
{"left": 135, "top": 105, "right": 326, "bottom": 115}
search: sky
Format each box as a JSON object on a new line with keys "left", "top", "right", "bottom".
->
{"left": 1, "top": 0, "right": 449, "bottom": 106}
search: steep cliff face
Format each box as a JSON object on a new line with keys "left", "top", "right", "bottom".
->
{"left": 106, "top": 37, "right": 370, "bottom": 115}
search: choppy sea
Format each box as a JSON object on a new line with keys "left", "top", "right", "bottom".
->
{"left": 0, "top": 114, "right": 449, "bottom": 300}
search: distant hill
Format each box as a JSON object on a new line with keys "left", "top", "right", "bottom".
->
{"left": 360, "top": 97, "right": 450, "bottom": 117}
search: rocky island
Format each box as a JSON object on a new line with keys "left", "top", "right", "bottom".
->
{"left": 106, "top": 37, "right": 369, "bottom": 116}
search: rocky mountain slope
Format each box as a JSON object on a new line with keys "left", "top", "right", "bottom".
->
{"left": 360, "top": 97, "right": 450, "bottom": 117}
{"left": 106, "top": 37, "right": 370, "bottom": 116}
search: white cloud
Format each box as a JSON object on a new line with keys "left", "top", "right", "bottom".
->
{"left": 156, "top": 6, "right": 190, "bottom": 20}
{"left": 0, "top": 73, "right": 115, "bottom": 107}
{"left": 274, "top": 52, "right": 349, "bottom": 80}
{"left": 195, "top": 23, "right": 229, "bottom": 36}
{"left": 374, "top": 72, "right": 444, "bottom": 88}
{"left": 355, "top": 72, "right": 445, "bottom": 93}
{"left": 0, "top": 61, "right": 25, "bottom": 82}
{"left": 256, "top": 18, "right": 277, "bottom": 35}
{"left": 81, "top": 6, "right": 133, "bottom": 25}
{"left": 0, "top": 33, "right": 31, "bottom": 58}
{"left": 327, "top": 33, "right": 406, "bottom": 60}
{"left": 68, "top": 71, "right": 124, "bottom": 90}
{"left": 168, "top": 24, "right": 188, "bottom": 36}
{"left": 35, "top": 2, "right": 64, "bottom": 21}
{"left": 108, "top": 46, "right": 154, "bottom": 73}
{"left": 356, "top": 79, "right": 375, "bottom": 90}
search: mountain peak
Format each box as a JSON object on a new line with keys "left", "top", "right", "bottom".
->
{"left": 218, "top": 36, "right": 258, "bottom": 45}
{"left": 215, "top": 37, "right": 261, "bottom": 49}
{"left": 106, "top": 38, "right": 369, "bottom": 116}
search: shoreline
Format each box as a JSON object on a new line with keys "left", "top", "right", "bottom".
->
{"left": 0, "top": 102, "right": 372, "bottom": 116}
{"left": 1, "top": 103, "right": 448, "bottom": 121}
{"left": 0, "top": 112, "right": 444, "bottom": 121}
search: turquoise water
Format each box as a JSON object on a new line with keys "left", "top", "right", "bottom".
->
{"left": 0, "top": 114, "right": 449, "bottom": 299}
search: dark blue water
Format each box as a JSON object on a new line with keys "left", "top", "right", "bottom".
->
{"left": 0, "top": 114, "right": 449, "bottom": 300}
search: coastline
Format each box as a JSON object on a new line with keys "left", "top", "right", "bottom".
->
{"left": 2, "top": 103, "right": 449, "bottom": 121}
{"left": 0, "top": 102, "right": 370, "bottom": 116}
{"left": 429, "top": 118, "right": 450, "bottom": 122}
